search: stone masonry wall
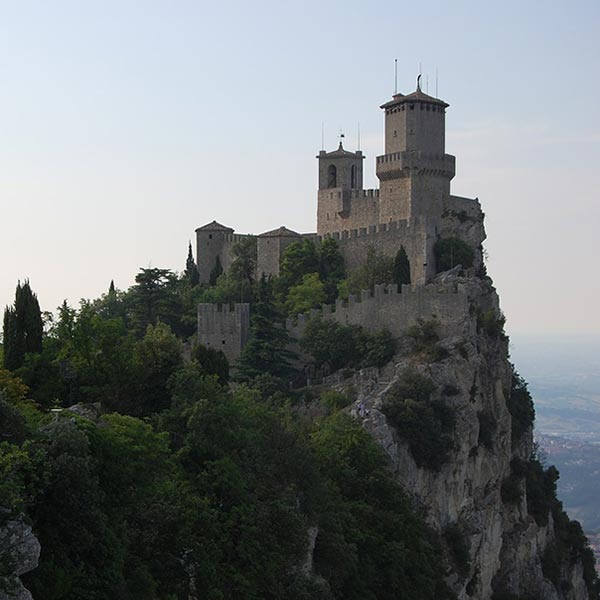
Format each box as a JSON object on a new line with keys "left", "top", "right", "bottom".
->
{"left": 197, "top": 303, "right": 250, "bottom": 364}
{"left": 317, "top": 217, "right": 435, "bottom": 285}
{"left": 285, "top": 282, "right": 471, "bottom": 343}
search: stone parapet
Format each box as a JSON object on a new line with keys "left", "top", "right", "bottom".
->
{"left": 376, "top": 151, "right": 455, "bottom": 180}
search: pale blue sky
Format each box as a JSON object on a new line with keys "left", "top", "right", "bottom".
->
{"left": 1, "top": 0, "right": 599, "bottom": 333}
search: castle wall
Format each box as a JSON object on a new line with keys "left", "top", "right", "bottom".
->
{"left": 286, "top": 283, "right": 470, "bottom": 343}
{"left": 196, "top": 232, "right": 250, "bottom": 283}
{"left": 257, "top": 235, "right": 301, "bottom": 277}
{"left": 320, "top": 217, "right": 436, "bottom": 285}
{"left": 197, "top": 303, "right": 250, "bottom": 364}
{"left": 317, "top": 189, "right": 380, "bottom": 235}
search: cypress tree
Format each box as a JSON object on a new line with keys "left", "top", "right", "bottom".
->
{"left": 19, "top": 281, "right": 43, "bottom": 354}
{"left": 208, "top": 256, "right": 223, "bottom": 286}
{"left": 2, "top": 280, "right": 43, "bottom": 370}
{"left": 185, "top": 242, "right": 200, "bottom": 287}
{"left": 393, "top": 246, "right": 411, "bottom": 289}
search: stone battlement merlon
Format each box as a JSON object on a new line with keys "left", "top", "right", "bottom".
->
{"left": 316, "top": 216, "right": 428, "bottom": 242}
{"left": 197, "top": 303, "right": 250, "bottom": 316}
{"left": 376, "top": 151, "right": 455, "bottom": 181}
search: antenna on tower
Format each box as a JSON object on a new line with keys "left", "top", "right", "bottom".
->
{"left": 394, "top": 59, "right": 398, "bottom": 94}
{"left": 357, "top": 122, "right": 361, "bottom": 151}
{"left": 321, "top": 121, "right": 325, "bottom": 150}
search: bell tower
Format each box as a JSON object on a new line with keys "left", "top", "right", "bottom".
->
{"left": 316, "top": 140, "right": 366, "bottom": 235}
{"left": 317, "top": 141, "right": 364, "bottom": 191}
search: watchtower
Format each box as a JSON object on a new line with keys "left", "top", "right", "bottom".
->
{"left": 376, "top": 83, "right": 455, "bottom": 222}
{"left": 195, "top": 221, "right": 234, "bottom": 283}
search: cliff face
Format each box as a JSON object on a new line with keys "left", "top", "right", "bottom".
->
{"left": 0, "top": 516, "right": 40, "bottom": 600}
{"left": 340, "top": 270, "right": 592, "bottom": 599}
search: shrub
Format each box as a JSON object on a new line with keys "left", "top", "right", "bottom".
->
{"left": 191, "top": 343, "right": 229, "bottom": 383}
{"left": 500, "top": 475, "right": 523, "bottom": 505}
{"left": 381, "top": 372, "right": 455, "bottom": 470}
{"left": 526, "top": 459, "right": 559, "bottom": 526}
{"left": 434, "top": 237, "right": 474, "bottom": 272}
{"left": 476, "top": 309, "right": 506, "bottom": 338}
{"left": 443, "top": 523, "right": 471, "bottom": 577}
{"left": 320, "top": 391, "right": 353, "bottom": 414}
{"left": 507, "top": 373, "right": 535, "bottom": 444}
{"left": 301, "top": 318, "right": 395, "bottom": 373}
{"left": 406, "top": 319, "right": 449, "bottom": 361}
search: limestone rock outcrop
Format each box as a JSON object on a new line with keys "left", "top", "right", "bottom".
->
{"left": 0, "top": 515, "right": 40, "bottom": 600}
{"left": 339, "top": 273, "right": 592, "bottom": 599}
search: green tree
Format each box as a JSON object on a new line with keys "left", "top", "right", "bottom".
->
{"left": 311, "top": 413, "right": 452, "bottom": 600}
{"left": 301, "top": 317, "right": 394, "bottom": 373}
{"left": 191, "top": 343, "right": 229, "bottom": 383}
{"left": 318, "top": 237, "right": 346, "bottom": 303}
{"left": 185, "top": 242, "right": 200, "bottom": 287}
{"left": 279, "top": 239, "right": 320, "bottom": 294}
{"left": 131, "top": 322, "right": 183, "bottom": 415}
{"left": 2, "top": 281, "right": 43, "bottom": 370}
{"left": 128, "top": 268, "right": 181, "bottom": 336}
{"left": 285, "top": 273, "right": 327, "bottom": 316}
{"left": 392, "top": 245, "right": 411, "bottom": 288}
{"left": 236, "top": 275, "right": 295, "bottom": 383}
{"left": 209, "top": 256, "right": 224, "bottom": 286}
{"left": 343, "top": 246, "right": 394, "bottom": 296}
{"left": 434, "top": 237, "right": 474, "bottom": 272}
{"left": 229, "top": 237, "right": 257, "bottom": 286}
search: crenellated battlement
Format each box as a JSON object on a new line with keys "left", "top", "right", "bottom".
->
{"left": 286, "top": 282, "right": 470, "bottom": 342}
{"left": 316, "top": 216, "right": 429, "bottom": 242}
{"left": 198, "top": 303, "right": 250, "bottom": 316}
{"left": 376, "top": 151, "right": 455, "bottom": 180}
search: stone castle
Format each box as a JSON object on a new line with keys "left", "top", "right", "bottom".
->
{"left": 196, "top": 81, "right": 486, "bottom": 362}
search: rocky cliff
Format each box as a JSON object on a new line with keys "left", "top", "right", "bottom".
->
{"left": 333, "top": 270, "right": 595, "bottom": 599}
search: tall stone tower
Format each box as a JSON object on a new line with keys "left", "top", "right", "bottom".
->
{"left": 195, "top": 221, "right": 234, "bottom": 283}
{"left": 376, "top": 83, "right": 455, "bottom": 223}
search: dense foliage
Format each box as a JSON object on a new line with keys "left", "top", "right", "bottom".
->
{"left": 1, "top": 238, "right": 597, "bottom": 599}
{"left": 301, "top": 317, "right": 395, "bottom": 373}
{"left": 434, "top": 237, "right": 475, "bottom": 272}
{"left": 506, "top": 372, "right": 535, "bottom": 444}
{"left": 381, "top": 371, "right": 456, "bottom": 471}
{"left": 0, "top": 365, "right": 454, "bottom": 599}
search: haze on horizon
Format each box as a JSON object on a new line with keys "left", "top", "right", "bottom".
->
{"left": 1, "top": 0, "right": 599, "bottom": 335}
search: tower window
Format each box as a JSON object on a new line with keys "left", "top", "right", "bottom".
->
{"left": 409, "top": 104, "right": 414, "bottom": 110}
{"left": 327, "top": 164, "right": 337, "bottom": 188}
{"left": 393, "top": 129, "right": 397, "bottom": 137}
{"left": 401, "top": 105, "right": 405, "bottom": 111}
{"left": 209, "top": 234, "right": 213, "bottom": 239}
{"left": 351, "top": 164, "right": 357, "bottom": 188}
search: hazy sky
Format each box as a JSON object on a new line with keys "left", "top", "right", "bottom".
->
{"left": 1, "top": 0, "right": 599, "bottom": 334}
